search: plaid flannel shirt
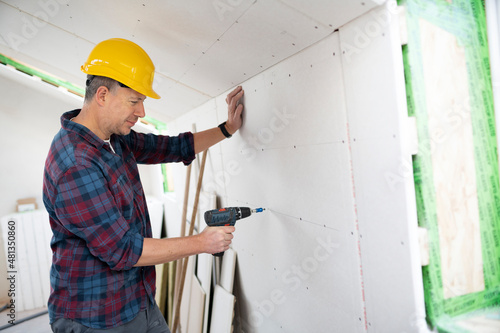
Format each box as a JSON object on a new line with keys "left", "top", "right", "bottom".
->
{"left": 43, "top": 109, "right": 194, "bottom": 329}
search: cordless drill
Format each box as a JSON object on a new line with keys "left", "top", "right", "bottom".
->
{"left": 204, "top": 207, "right": 265, "bottom": 256}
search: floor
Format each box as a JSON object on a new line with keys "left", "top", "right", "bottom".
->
{"left": 0, "top": 307, "right": 51, "bottom": 332}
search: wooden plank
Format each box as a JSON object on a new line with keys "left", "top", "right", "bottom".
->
{"left": 209, "top": 285, "right": 235, "bottom": 333}
{"left": 419, "top": 18, "right": 485, "bottom": 299}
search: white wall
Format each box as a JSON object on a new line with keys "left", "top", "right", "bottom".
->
{"left": 167, "top": 2, "right": 426, "bottom": 332}
{"left": 0, "top": 65, "right": 82, "bottom": 218}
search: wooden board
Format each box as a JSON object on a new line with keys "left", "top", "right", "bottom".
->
{"left": 419, "top": 18, "right": 485, "bottom": 299}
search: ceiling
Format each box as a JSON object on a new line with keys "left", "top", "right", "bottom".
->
{"left": 0, "top": 0, "right": 384, "bottom": 122}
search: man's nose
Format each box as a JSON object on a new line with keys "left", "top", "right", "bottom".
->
{"left": 134, "top": 101, "right": 145, "bottom": 118}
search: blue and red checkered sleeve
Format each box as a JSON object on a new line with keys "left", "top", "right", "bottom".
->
{"left": 53, "top": 164, "right": 143, "bottom": 271}
{"left": 123, "top": 131, "right": 195, "bottom": 165}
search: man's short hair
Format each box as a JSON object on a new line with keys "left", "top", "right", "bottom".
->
{"left": 84, "top": 75, "right": 121, "bottom": 104}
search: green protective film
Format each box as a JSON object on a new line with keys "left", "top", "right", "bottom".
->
{"left": 0, "top": 53, "right": 85, "bottom": 96}
{"left": 400, "top": 0, "right": 500, "bottom": 329}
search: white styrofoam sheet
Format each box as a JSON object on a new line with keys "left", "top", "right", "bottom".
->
{"left": 339, "top": 1, "right": 426, "bottom": 331}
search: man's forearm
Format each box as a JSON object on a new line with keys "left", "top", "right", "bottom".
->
{"left": 134, "top": 236, "right": 203, "bottom": 267}
{"left": 193, "top": 126, "right": 227, "bottom": 154}
{"left": 134, "top": 225, "right": 235, "bottom": 267}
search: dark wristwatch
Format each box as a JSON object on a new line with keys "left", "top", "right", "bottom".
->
{"left": 218, "top": 121, "right": 232, "bottom": 138}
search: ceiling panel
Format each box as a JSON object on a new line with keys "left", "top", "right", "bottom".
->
{"left": 0, "top": 0, "right": 384, "bottom": 122}
{"left": 280, "top": 0, "right": 381, "bottom": 29}
{"left": 179, "top": 0, "right": 333, "bottom": 97}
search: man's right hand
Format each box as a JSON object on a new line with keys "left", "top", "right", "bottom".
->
{"left": 200, "top": 226, "right": 235, "bottom": 254}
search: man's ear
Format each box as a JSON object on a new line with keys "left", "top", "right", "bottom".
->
{"left": 95, "top": 86, "right": 109, "bottom": 106}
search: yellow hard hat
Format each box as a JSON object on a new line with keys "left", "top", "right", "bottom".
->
{"left": 81, "top": 38, "right": 160, "bottom": 99}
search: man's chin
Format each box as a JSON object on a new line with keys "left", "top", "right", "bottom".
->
{"left": 116, "top": 127, "right": 132, "bottom": 136}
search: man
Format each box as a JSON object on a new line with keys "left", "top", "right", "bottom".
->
{"left": 43, "top": 38, "right": 244, "bottom": 332}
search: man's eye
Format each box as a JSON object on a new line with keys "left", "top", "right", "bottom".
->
{"left": 130, "top": 101, "right": 138, "bottom": 105}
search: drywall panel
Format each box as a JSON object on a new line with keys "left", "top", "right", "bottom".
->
{"left": 181, "top": 0, "right": 333, "bottom": 97}
{"left": 214, "top": 34, "right": 354, "bottom": 232}
{"left": 187, "top": 276, "right": 206, "bottom": 333}
{"left": 210, "top": 285, "right": 236, "bottom": 333}
{"left": 179, "top": 255, "right": 195, "bottom": 333}
{"left": 204, "top": 32, "right": 366, "bottom": 332}
{"left": 196, "top": 252, "right": 213, "bottom": 333}
{"left": 230, "top": 212, "right": 364, "bottom": 333}
{"left": 339, "top": 1, "right": 426, "bottom": 331}
{"left": 220, "top": 248, "right": 237, "bottom": 293}
{"left": 164, "top": 193, "right": 182, "bottom": 238}
{"left": 147, "top": 198, "right": 164, "bottom": 239}
{"left": 281, "top": 0, "right": 383, "bottom": 30}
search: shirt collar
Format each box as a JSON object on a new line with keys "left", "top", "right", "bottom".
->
{"left": 61, "top": 109, "right": 108, "bottom": 150}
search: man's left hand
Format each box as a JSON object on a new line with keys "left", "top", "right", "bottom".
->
{"left": 225, "top": 86, "right": 244, "bottom": 135}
